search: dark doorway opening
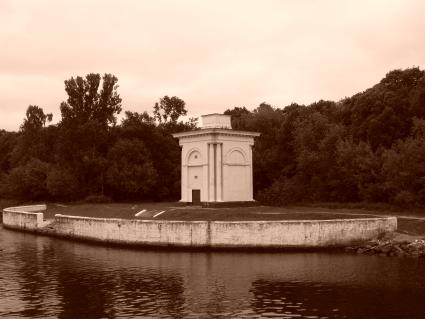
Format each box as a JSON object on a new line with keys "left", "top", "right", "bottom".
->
{"left": 192, "top": 189, "right": 201, "bottom": 205}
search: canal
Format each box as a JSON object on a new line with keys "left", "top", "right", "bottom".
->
{"left": 1, "top": 227, "right": 424, "bottom": 318}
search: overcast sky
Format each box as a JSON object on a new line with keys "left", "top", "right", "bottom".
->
{"left": 1, "top": 0, "right": 425, "bottom": 131}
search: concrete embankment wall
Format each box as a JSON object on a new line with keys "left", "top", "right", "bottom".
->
{"left": 2, "top": 205, "right": 397, "bottom": 248}
{"left": 53, "top": 215, "right": 210, "bottom": 247}
{"left": 2, "top": 205, "right": 46, "bottom": 230}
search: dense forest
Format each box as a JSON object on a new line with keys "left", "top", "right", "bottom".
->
{"left": 1, "top": 68, "right": 425, "bottom": 206}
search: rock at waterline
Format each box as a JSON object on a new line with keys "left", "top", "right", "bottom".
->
{"left": 345, "top": 233, "right": 425, "bottom": 258}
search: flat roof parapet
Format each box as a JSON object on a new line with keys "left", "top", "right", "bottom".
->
{"left": 201, "top": 114, "right": 232, "bottom": 129}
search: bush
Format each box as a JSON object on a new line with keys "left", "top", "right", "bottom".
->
{"left": 84, "top": 194, "right": 111, "bottom": 203}
{"left": 46, "top": 167, "right": 80, "bottom": 200}
{"left": 105, "top": 138, "right": 158, "bottom": 199}
{"left": 393, "top": 191, "right": 417, "bottom": 206}
{"left": 3, "top": 158, "right": 49, "bottom": 200}
{"left": 256, "top": 178, "right": 304, "bottom": 206}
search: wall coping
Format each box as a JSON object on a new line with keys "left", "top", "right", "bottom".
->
{"left": 3, "top": 204, "right": 47, "bottom": 213}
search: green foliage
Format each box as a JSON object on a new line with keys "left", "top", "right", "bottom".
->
{"left": 227, "top": 68, "right": 425, "bottom": 206}
{"left": 341, "top": 67, "right": 425, "bottom": 150}
{"left": 381, "top": 118, "right": 425, "bottom": 204}
{"left": 0, "top": 73, "right": 195, "bottom": 202}
{"left": 57, "top": 73, "right": 123, "bottom": 196}
{"left": 224, "top": 106, "right": 250, "bottom": 130}
{"left": 84, "top": 194, "right": 112, "bottom": 203}
{"left": 60, "top": 73, "right": 122, "bottom": 127}
{"left": 3, "top": 158, "right": 50, "bottom": 200}
{"left": 46, "top": 167, "right": 80, "bottom": 200}
{"left": 153, "top": 95, "right": 187, "bottom": 124}
{"left": 1, "top": 68, "right": 425, "bottom": 207}
{"left": 105, "top": 138, "right": 158, "bottom": 199}
{"left": 0, "top": 130, "right": 17, "bottom": 173}
{"left": 335, "top": 140, "right": 386, "bottom": 202}
{"left": 21, "top": 105, "right": 52, "bottom": 132}
{"left": 10, "top": 106, "right": 56, "bottom": 165}
{"left": 256, "top": 178, "right": 304, "bottom": 206}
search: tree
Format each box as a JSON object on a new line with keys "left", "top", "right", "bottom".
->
{"left": 60, "top": 73, "right": 122, "bottom": 127}
{"left": 224, "top": 106, "right": 250, "bottom": 130}
{"left": 105, "top": 138, "right": 158, "bottom": 199}
{"left": 46, "top": 166, "right": 80, "bottom": 200}
{"left": 11, "top": 105, "right": 54, "bottom": 165}
{"left": 3, "top": 158, "right": 50, "bottom": 200}
{"left": 382, "top": 118, "right": 425, "bottom": 205}
{"left": 118, "top": 110, "right": 184, "bottom": 201}
{"left": 341, "top": 67, "right": 425, "bottom": 150}
{"left": 153, "top": 95, "right": 187, "bottom": 124}
{"left": 0, "top": 130, "right": 17, "bottom": 173}
{"left": 410, "top": 75, "right": 425, "bottom": 118}
{"left": 57, "top": 73, "right": 123, "bottom": 196}
{"left": 1, "top": 67, "right": 425, "bottom": 205}
{"left": 121, "top": 111, "right": 155, "bottom": 127}
{"left": 335, "top": 140, "right": 385, "bottom": 202}
{"left": 20, "top": 105, "right": 52, "bottom": 132}
{"left": 292, "top": 110, "right": 346, "bottom": 201}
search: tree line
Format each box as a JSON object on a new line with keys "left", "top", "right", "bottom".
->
{"left": 0, "top": 74, "right": 195, "bottom": 202}
{"left": 0, "top": 68, "right": 424, "bottom": 206}
{"left": 226, "top": 67, "right": 425, "bottom": 206}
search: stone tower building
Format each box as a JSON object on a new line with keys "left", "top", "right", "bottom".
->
{"left": 172, "top": 114, "right": 260, "bottom": 205}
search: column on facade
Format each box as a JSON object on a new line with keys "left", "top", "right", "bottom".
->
{"left": 181, "top": 147, "right": 188, "bottom": 202}
{"left": 249, "top": 145, "right": 253, "bottom": 201}
{"left": 216, "top": 143, "right": 222, "bottom": 201}
{"left": 201, "top": 143, "right": 209, "bottom": 202}
{"left": 208, "top": 143, "right": 215, "bottom": 202}
{"left": 181, "top": 165, "right": 188, "bottom": 202}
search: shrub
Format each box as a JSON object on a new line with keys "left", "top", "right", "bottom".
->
{"left": 84, "top": 194, "right": 111, "bottom": 203}
{"left": 256, "top": 178, "right": 304, "bottom": 206}
{"left": 393, "top": 191, "right": 417, "bottom": 206}
{"left": 105, "top": 138, "right": 158, "bottom": 199}
{"left": 46, "top": 167, "right": 80, "bottom": 200}
{"left": 3, "top": 158, "right": 49, "bottom": 200}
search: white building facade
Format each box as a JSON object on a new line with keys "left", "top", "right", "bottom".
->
{"left": 172, "top": 114, "right": 260, "bottom": 204}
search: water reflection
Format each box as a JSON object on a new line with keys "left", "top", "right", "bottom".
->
{"left": 54, "top": 267, "right": 186, "bottom": 319}
{"left": 1, "top": 227, "right": 425, "bottom": 318}
{"left": 250, "top": 278, "right": 425, "bottom": 319}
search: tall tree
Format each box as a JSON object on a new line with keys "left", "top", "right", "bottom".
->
{"left": 57, "top": 73, "right": 123, "bottom": 197}
{"left": 11, "top": 105, "right": 54, "bottom": 165}
{"left": 224, "top": 106, "right": 250, "bottom": 130}
{"left": 60, "top": 73, "right": 122, "bottom": 127}
{"left": 20, "top": 105, "right": 52, "bottom": 131}
{"left": 105, "top": 138, "right": 158, "bottom": 199}
{"left": 153, "top": 95, "right": 187, "bottom": 124}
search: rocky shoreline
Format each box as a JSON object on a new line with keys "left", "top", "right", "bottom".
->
{"left": 345, "top": 232, "right": 425, "bottom": 258}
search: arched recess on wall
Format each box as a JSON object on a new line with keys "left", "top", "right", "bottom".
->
{"left": 186, "top": 148, "right": 203, "bottom": 166}
{"left": 225, "top": 147, "right": 247, "bottom": 165}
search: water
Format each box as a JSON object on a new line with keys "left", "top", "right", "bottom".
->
{"left": 1, "top": 227, "right": 424, "bottom": 319}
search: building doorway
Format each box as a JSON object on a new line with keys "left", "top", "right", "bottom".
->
{"left": 192, "top": 189, "right": 201, "bottom": 205}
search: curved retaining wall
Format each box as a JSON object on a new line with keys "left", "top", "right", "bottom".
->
{"left": 2, "top": 205, "right": 47, "bottom": 230}
{"left": 2, "top": 205, "right": 398, "bottom": 249}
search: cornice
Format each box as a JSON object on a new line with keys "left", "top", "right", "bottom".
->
{"left": 172, "top": 128, "right": 260, "bottom": 139}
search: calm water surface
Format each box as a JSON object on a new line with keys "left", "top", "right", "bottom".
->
{"left": 1, "top": 227, "right": 425, "bottom": 319}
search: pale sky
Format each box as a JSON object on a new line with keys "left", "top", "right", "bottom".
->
{"left": 1, "top": 0, "right": 425, "bottom": 131}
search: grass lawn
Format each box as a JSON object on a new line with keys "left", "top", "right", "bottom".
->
{"left": 45, "top": 202, "right": 379, "bottom": 221}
